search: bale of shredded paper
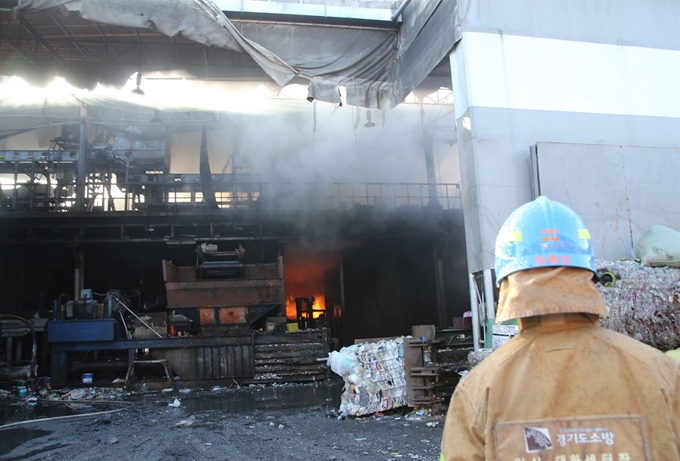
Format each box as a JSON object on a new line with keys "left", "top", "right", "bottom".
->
{"left": 597, "top": 259, "right": 680, "bottom": 350}
{"left": 492, "top": 324, "right": 519, "bottom": 349}
{"left": 327, "top": 338, "right": 407, "bottom": 417}
{"left": 467, "top": 348, "right": 493, "bottom": 368}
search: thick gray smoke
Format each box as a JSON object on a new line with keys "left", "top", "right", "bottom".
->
{"left": 0, "top": 78, "right": 459, "bottom": 217}
{"left": 172, "top": 100, "right": 457, "bottom": 184}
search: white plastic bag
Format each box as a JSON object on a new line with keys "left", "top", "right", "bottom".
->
{"left": 635, "top": 225, "right": 680, "bottom": 267}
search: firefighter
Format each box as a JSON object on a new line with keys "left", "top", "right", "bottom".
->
{"left": 440, "top": 196, "right": 680, "bottom": 460}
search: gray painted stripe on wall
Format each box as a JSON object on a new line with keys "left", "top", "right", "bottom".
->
{"left": 457, "top": 0, "right": 680, "bottom": 52}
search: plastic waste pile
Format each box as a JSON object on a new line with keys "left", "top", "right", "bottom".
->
{"left": 327, "top": 337, "right": 407, "bottom": 417}
{"left": 597, "top": 258, "right": 680, "bottom": 350}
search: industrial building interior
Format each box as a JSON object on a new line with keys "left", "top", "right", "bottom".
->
{"left": 0, "top": 0, "right": 470, "bottom": 402}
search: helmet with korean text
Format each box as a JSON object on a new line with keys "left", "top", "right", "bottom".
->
{"left": 493, "top": 196, "right": 607, "bottom": 323}
{"left": 494, "top": 196, "right": 598, "bottom": 284}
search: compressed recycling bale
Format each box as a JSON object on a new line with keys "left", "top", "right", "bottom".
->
{"left": 597, "top": 259, "right": 680, "bottom": 351}
{"left": 467, "top": 349, "right": 493, "bottom": 368}
{"left": 467, "top": 259, "right": 680, "bottom": 368}
{"left": 328, "top": 338, "right": 407, "bottom": 417}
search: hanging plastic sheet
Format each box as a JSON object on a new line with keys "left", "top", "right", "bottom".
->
{"left": 18, "top": 0, "right": 460, "bottom": 109}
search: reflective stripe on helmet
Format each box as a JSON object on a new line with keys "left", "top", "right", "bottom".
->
{"left": 494, "top": 196, "right": 597, "bottom": 284}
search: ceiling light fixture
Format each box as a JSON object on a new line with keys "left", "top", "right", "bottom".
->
{"left": 131, "top": 72, "right": 145, "bottom": 95}
{"left": 364, "top": 110, "right": 375, "bottom": 128}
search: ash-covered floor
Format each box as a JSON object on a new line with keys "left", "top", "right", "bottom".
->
{"left": 0, "top": 379, "right": 444, "bottom": 461}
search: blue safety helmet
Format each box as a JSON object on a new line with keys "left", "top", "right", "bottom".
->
{"left": 494, "top": 196, "right": 597, "bottom": 284}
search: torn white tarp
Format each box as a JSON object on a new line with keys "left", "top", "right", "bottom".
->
{"left": 597, "top": 259, "right": 680, "bottom": 351}
{"left": 327, "top": 337, "right": 406, "bottom": 417}
{"left": 17, "top": 0, "right": 457, "bottom": 109}
{"left": 18, "top": 0, "right": 296, "bottom": 86}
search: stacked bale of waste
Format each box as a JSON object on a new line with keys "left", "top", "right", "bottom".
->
{"left": 467, "top": 226, "right": 680, "bottom": 367}
{"left": 597, "top": 258, "right": 680, "bottom": 351}
{"left": 327, "top": 338, "right": 407, "bottom": 417}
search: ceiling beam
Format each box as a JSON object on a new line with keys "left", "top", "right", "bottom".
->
{"left": 95, "top": 23, "right": 122, "bottom": 63}
{"left": 50, "top": 13, "right": 97, "bottom": 62}
{"left": 17, "top": 14, "right": 65, "bottom": 66}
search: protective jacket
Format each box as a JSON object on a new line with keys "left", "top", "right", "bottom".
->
{"left": 441, "top": 270, "right": 680, "bottom": 460}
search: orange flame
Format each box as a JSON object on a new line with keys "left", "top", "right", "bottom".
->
{"left": 283, "top": 246, "right": 341, "bottom": 323}
{"left": 285, "top": 294, "right": 326, "bottom": 321}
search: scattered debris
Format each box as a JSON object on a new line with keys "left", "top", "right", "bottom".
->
{"left": 0, "top": 380, "right": 439, "bottom": 460}
{"left": 168, "top": 398, "right": 181, "bottom": 407}
{"left": 175, "top": 419, "right": 193, "bottom": 428}
{"left": 65, "top": 388, "right": 89, "bottom": 400}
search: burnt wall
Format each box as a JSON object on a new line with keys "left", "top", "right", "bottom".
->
{"left": 0, "top": 208, "right": 469, "bottom": 337}
{"left": 0, "top": 245, "right": 73, "bottom": 316}
{"left": 341, "top": 238, "right": 439, "bottom": 346}
{"left": 338, "top": 209, "right": 468, "bottom": 346}
{"left": 440, "top": 209, "right": 470, "bottom": 321}
{"left": 84, "top": 243, "right": 184, "bottom": 310}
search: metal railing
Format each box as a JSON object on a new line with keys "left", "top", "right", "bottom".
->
{"left": 0, "top": 179, "right": 462, "bottom": 213}
{"left": 133, "top": 182, "right": 462, "bottom": 212}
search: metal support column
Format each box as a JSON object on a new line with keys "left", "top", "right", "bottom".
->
{"left": 483, "top": 269, "right": 496, "bottom": 323}
{"left": 73, "top": 246, "right": 84, "bottom": 300}
{"left": 433, "top": 243, "right": 447, "bottom": 329}
{"left": 468, "top": 273, "right": 480, "bottom": 351}
{"left": 339, "top": 260, "right": 346, "bottom": 321}
{"left": 51, "top": 351, "right": 68, "bottom": 387}
{"left": 423, "top": 129, "right": 439, "bottom": 207}
{"left": 12, "top": 161, "right": 18, "bottom": 210}
{"left": 76, "top": 106, "right": 88, "bottom": 210}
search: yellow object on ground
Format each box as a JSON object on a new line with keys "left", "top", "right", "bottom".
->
{"left": 666, "top": 348, "right": 680, "bottom": 363}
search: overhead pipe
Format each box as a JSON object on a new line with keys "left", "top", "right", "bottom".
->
{"left": 391, "top": 0, "right": 413, "bottom": 22}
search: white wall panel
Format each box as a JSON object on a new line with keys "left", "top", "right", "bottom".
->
{"left": 454, "top": 32, "right": 680, "bottom": 119}
{"left": 532, "top": 142, "right": 680, "bottom": 261}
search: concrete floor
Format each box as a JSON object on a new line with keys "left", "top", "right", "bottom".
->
{"left": 0, "top": 379, "right": 445, "bottom": 461}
